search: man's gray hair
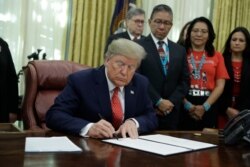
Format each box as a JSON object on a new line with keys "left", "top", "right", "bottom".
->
{"left": 105, "top": 38, "right": 146, "bottom": 64}
{"left": 126, "top": 8, "right": 145, "bottom": 20}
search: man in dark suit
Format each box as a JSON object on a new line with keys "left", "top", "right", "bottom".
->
{"left": 104, "top": 7, "right": 145, "bottom": 52}
{"left": 46, "top": 38, "right": 158, "bottom": 139}
{"left": 0, "top": 37, "right": 19, "bottom": 123}
{"left": 138, "top": 4, "right": 190, "bottom": 130}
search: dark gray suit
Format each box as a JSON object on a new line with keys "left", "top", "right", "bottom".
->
{"left": 138, "top": 35, "right": 190, "bottom": 130}
{"left": 104, "top": 31, "right": 145, "bottom": 53}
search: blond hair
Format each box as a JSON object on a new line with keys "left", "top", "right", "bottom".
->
{"left": 105, "top": 38, "right": 146, "bottom": 65}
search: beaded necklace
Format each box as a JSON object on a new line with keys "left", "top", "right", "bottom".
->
{"left": 190, "top": 51, "right": 206, "bottom": 80}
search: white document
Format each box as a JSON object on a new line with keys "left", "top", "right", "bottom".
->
{"left": 103, "top": 134, "right": 217, "bottom": 156}
{"left": 140, "top": 134, "right": 216, "bottom": 150}
{"left": 25, "top": 136, "right": 82, "bottom": 152}
{"left": 103, "top": 138, "right": 189, "bottom": 156}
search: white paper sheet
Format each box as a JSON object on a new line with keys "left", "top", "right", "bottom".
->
{"left": 103, "top": 138, "right": 189, "bottom": 156}
{"left": 25, "top": 136, "right": 82, "bottom": 152}
{"left": 103, "top": 134, "right": 217, "bottom": 156}
{"left": 140, "top": 134, "right": 216, "bottom": 150}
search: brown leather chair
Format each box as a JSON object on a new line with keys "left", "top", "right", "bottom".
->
{"left": 21, "top": 60, "right": 90, "bottom": 131}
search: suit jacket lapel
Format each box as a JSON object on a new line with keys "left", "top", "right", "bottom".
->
{"left": 124, "top": 82, "right": 137, "bottom": 119}
{"left": 124, "top": 31, "right": 131, "bottom": 40}
{"left": 167, "top": 41, "right": 174, "bottom": 77}
{"left": 146, "top": 35, "right": 165, "bottom": 76}
{"left": 93, "top": 66, "right": 113, "bottom": 122}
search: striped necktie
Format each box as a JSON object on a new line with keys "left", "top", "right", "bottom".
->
{"left": 157, "top": 41, "right": 169, "bottom": 75}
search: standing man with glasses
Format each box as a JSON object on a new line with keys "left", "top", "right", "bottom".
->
{"left": 46, "top": 38, "right": 158, "bottom": 139}
{"left": 104, "top": 7, "right": 145, "bottom": 52}
{"left": 138, "top": 4, "right": 190, "bottom": 130}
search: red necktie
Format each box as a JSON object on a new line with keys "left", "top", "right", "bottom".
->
{"left": 111, "top": 87, "right": 123, "bottom": 129}
{"left": 107, "top": 148, "right": 121, "bottom": 167}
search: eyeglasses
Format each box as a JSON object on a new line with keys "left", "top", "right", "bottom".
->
{"left": 132, "top": 19, "right": 144, "bottom": 24}
{"left": 112, "top": 60, "right": 137, "bottom": 72}
{"left": 191, "top": 29, "right": 208, "bottom": 34}
{"left": 153, "top": 19, "right": 172, "bottom": 26}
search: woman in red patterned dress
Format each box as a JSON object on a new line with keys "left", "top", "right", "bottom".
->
{"left": 179, "top": 17, "right": 229, "bottom": 130}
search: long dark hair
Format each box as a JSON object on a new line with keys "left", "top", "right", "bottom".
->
{"left": 185, "top": 17, "right": 215, "bottom": 56}
{"left": 177, "top": 21, "right": 191, "bottom": 46}
{"left": 222, "top": 27, "right": 250, "bottom": 61}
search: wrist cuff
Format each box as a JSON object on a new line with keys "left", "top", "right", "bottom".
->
{"left": 184, "top": 101, "right": 192, "bottom": 111}
{"left": 155, "top": 98, "right": 162, "bottom": 107}
{"left": 203, "top": 102, "right": 211, "bottom": 112}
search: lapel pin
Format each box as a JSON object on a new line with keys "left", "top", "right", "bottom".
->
{"left": 130, "top": 90, "right": 134, "bottom": 94}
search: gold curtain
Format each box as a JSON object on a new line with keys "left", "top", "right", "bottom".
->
{"left": 212, "top": 0, "right": 250, "bottom": 52}
{"left": 67, "top": 0, "right": 116, "bottom": 67}
{"left": 67, "top": 0, "right": 142, "bottom": 67}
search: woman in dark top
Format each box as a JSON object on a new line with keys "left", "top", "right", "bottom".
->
{"left": 0, "top": 37, "right": 19, "bottom": 123}
{"left": 218, "top": 27, "right": 250, "bottom": 128}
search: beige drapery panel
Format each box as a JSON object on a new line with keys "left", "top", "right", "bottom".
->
{"left": 67, "top": 0, "right": 142, "bottom": 67}
{"left": 67, "top": 0, "right": 115, "bottom": 67}
{"left": 212, "top": 0, "right": 250, "bottom": 52}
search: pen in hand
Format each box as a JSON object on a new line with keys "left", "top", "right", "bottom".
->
{"left": 98, "top": 113, "right": 119, "bottom": 140}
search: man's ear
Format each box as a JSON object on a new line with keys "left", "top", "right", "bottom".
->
{"left": 104, "top": 58, "right": 109, "bottom": 66}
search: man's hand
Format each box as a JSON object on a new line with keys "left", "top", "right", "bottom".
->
{"left": 117, "top": 119, "right": 138, "bottom": 139}
{"left": 226, "top": 107, "right": 239, "bottom": 119}
{"left": 158, "top": 99, "right": 174, "bottom": 115}
{"left": 187, "top": 105, "right": 197, "bottom": 119}
{"left": 87, "top": 119, "right": 115, "bottom": 139}
{"left": 192, "top": 105, "right": 205, "bottom": 120}
{"left": 155, "top": 108, "right": 165, "bottom": 116}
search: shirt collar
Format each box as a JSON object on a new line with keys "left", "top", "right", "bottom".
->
{"left": 105, "top": 67, "right": 124, "bottom": 92}
{"left": 127, "top": 30, "right": 141, "bottom": 40}
{"left": 150, "top": 33, "right": 169, "bottom": 46}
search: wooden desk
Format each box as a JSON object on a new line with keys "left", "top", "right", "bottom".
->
{"left": 0, "top": 130, "right": 250, "bottom": 167}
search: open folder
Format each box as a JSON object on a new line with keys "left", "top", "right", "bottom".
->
{"left": 103, "top": 134, "right": 217, "bottom": 156}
